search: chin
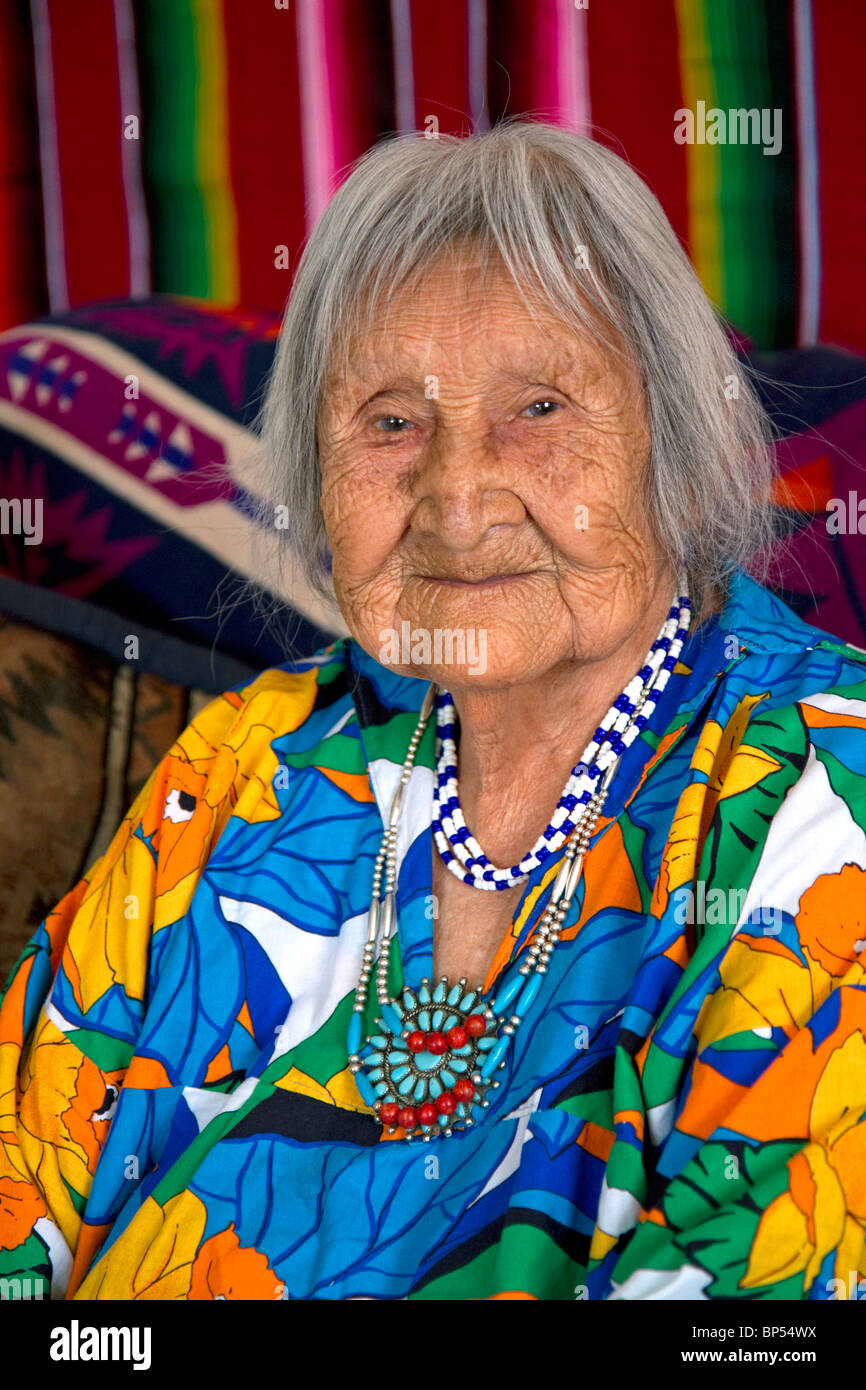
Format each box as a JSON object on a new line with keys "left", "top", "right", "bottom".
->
{"left": 373, "top": 604, "right": 559, "bottom": 686}
{"left": 402, "top": 652, "right": 559, "bottom": 694}
{"left": 424, "top": 663, "right": 528, "bottom": 693}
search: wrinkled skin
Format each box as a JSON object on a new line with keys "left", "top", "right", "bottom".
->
{"left": 318, "top": 255, "right": 684, "bottom": 982}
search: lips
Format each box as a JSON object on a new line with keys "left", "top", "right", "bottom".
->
{"left": 423, "top": 572, "right": 535, "bottom": 587}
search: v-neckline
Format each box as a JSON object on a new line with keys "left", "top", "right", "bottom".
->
{"left": 427, "top": 841, "right": 536, "bottom": 997}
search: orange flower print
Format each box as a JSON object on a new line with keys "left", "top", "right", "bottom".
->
{"left": 0, "top": 1174, "right": 46, "bottom": 1250}
{"left": 14, "top": 1018, "right": 126, "bottom": 1240}
{"left": 797, "top": 864, "right": 866, "bottom": 977}
{"left": 189, "top": 1223, "right": 283, "bottom": 1300}
{"left": 145, "top": 753, "right": 213, "bottom": 897}
{"left": 743, "top": 1030, "right": 866, "bottom": 1293}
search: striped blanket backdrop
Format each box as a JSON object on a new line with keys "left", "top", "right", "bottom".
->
{"left": 1, "top": 0, "right": 866, "bottom": 981}
{"left": 0, "top": 0, "right": 863, "bottom": 352}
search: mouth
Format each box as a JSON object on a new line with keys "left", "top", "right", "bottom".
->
{"left": 422, "top": 572, "right": 538, "bottom": 590}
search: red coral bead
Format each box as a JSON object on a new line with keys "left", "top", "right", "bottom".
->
{"left": 445, "top": 1026, "right": 467, "bottom": 1049}
{"left": 407, "top": 1031, "right": 427, "bottom": 1052}
{"left": 398, "top": 1106, "right": 417, "bottom": 1130}
{"left": 426, "top": 1031, "right": 447, "bottom": 1054}
{"left": 464, "top": 1014, "right": 486, "bottom": 1037}
{"left": 379, "top": 1102, "right": 400, "bottom": 1125}
{"left": 453, "top": 1079, "right": 475, "bottom": 1102}
{"left": 418, "top": 1103, "right": 438, "bottom": 1126}
{"left": 435, "top": 1091, "right": 457, "bottom": 1114}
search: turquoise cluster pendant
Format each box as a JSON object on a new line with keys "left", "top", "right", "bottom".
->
{"left": 352, "top": 977, "right": 506, "bottom": 1140}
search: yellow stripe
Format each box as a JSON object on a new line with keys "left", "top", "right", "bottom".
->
{"left": 193, "top": 0, "right": 240, "bottom": 304}
{"left": 675, "top": 0, "right": 724, "bottom": 309}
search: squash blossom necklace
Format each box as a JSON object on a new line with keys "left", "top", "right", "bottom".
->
{"left": 348, "top": 584, "right": 692, "bottom": 1140}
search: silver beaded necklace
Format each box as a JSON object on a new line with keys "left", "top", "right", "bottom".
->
{"left": 348, "top": 584, "right": 692, "bottom": 1141}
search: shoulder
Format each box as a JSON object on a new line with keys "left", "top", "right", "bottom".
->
{"left": 688, "top": 609, "right": 866, "bottom": 901}
{"left": 171, "top": 636, "right": 355, "bottom": 766}
{"left": 77, "top": 638, "right": 358, "bottom": 901}
{"left": 699, "top": 569, "right": 866, "bottom": 732}
{"left": 660, "top": 576, "right": 866, "bottom": 866}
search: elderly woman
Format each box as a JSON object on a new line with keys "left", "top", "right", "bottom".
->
{"left": 2, "top": 121, "right": 865, "bottom": 1304}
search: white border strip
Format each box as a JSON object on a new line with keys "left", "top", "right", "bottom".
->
{"left": 113, "top": 0, "right": 152, "bottom": 297}
{"left": 559, "top": 0, "right": 592, "bottom": 136}
{"left": 295, "top": 0, "right": 337, "bottom": 229}
{"left": 468, "top": 0, "right": 490, "bottom": 132}
{"left": 390, "top": 0, "right": 415, "bottom": 133}
{"left": 29, "top": 0, "right": 69, "bottom": 310}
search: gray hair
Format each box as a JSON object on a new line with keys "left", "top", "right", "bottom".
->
{"left": 250, "top": 119, "right": 781, "bottom": 617}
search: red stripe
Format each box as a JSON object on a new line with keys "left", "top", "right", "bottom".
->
{"left": 0, "top": 0, "right": 46, "bottom": 327}
{"left": 586, "top": 0, "right": 689, "bottom": 252}
{"left": 45, "top": 0, "right": 131, "bottom": 306}
{"left": 489, "top": 1, "right": 551, "bottom": 119}
{"left": 324, "top": 0, "right": 394, "bottom": 171}
{"left": 812, "top": 2, "right": 866, "bottom": 351}
{"left": 409, "top": 0, "right": 471, "bottom": 134}
{"left": 223, "top": 3, "right": 306, "bottom": 312}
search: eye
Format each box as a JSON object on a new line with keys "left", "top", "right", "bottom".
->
{"left": 523, "top": 399, "right": 561, "bottom": 419}
{"left": 375, "top": 415, "right": 413, "bottom": 433}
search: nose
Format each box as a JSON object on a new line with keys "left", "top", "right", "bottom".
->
{"left": 410, "top": 422, "right": 524, "bottom": 551}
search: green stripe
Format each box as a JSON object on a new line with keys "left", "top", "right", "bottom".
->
{"left": 136, "top": 0, "right": 213, "bottom": 297}
{"left": 703, "top": 0, "right": 795, "bottom": 346}
{"left": 411, "top": 1221, "right": 583, "bottom": 1300}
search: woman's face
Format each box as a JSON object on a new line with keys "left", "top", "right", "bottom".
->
{"left": 318, "top": 254, "right": 673, "bottom": 689}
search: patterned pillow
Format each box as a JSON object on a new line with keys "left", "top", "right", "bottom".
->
{"left": 747, "top": 339, "right": 866, "bottom": 649}
{"left": 0, "top": 296, "right": 345, "bottom": 686}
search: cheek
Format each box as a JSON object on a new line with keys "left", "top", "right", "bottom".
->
{"left": 516, "top": 430, "right": 651, "bottom": 559}
{"left": 528, "top": 386, "right": 650, "bottom": 530}
{"left": 320, "top": 451, "right": 410, "bottom": 577}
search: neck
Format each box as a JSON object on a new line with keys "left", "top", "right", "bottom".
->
{"left": 443, "top": 576, "right": 714, "bottom": 865}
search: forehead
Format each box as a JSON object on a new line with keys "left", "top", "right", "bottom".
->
{"left": 326, "top": 255, "right": 615, "bottom": 387}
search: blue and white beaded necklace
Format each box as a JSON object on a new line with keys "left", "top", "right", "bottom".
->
{"left": 349, "top": 584, "right": 692, "bottom": 1140}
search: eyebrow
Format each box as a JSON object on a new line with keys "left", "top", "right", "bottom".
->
{"left": 334, "top": 378, "right": 428, "bottom": 425}
{"left": 351, "top": 375, "right": 423, "bottom": 398}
